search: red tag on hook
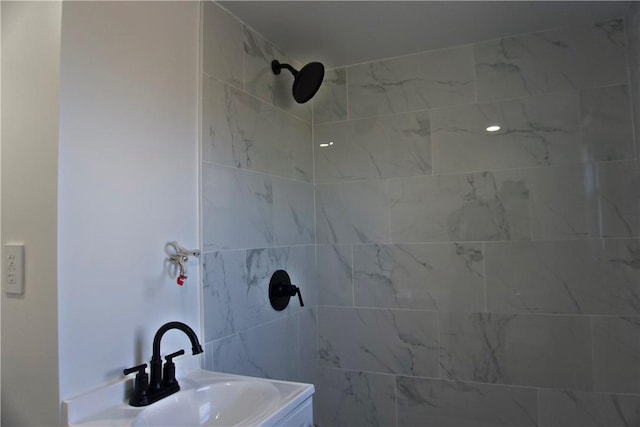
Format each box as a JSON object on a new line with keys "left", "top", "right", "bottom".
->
{"left": 177, "top": 274, "right": 186, "bottom": 286}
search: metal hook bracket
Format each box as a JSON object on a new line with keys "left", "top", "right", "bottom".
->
{"left": 166, "top": 241, "right": 200, "bottom": 286}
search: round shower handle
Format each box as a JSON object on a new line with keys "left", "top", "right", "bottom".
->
{"left": 268, "top": 269, "right": 304, "bottom": 311}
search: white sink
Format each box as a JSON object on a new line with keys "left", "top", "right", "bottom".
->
{"left": 63, "top": 370, "right": 314, "bottom": 427}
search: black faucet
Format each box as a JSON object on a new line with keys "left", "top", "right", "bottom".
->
{"left": 123, "top": 321, "right": 203, "bottom": 407}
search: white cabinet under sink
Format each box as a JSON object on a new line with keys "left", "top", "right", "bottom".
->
{"left": 273, "top": 397, "right": 313, "bottom": 427}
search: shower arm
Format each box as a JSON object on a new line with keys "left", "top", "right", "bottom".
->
{"left": 272, "top": 60, "right": 298, "bottom": 77}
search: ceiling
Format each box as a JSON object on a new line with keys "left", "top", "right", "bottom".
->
{"left": 219, "top": 1, "right": 632, "bottom": 68}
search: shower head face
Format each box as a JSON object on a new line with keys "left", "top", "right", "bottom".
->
{"left": 292, "top": 62, "right": 325, "bottom": 104}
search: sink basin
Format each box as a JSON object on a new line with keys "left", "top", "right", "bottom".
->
{"left": 133, "top": 379, "right": 280, "bottom": 426}
{"left": 63, "top": 370, "right": 314, "bottom": 427}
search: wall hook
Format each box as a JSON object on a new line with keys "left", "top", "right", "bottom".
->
{"left": 166, "top": 241, "right": 200, "bottom": 286}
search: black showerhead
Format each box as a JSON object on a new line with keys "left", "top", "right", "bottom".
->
{"left": 272, "top": 60, "right": 325, "bottom": 104}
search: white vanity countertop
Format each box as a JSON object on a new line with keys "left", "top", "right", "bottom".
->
{"left": 62, "top": 369, "right": 314, "bottom": 427}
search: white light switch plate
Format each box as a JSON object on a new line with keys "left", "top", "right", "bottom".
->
{"left": 4, "top": 244, "right": 24, "bottom": 294}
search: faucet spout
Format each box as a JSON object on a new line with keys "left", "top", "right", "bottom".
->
{"left": 149, "top": 321, "right": 203, "bottom": 392}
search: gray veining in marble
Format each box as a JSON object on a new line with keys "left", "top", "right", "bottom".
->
{"left": 431, "top": 91, "right": 581, "bottom": 174}
{"left": 316, "top": 180, "right": 390, "bottom": 244}
{"left": 202, "top": 245, "right": 315, "bottom": 342}
{"left": 206, "top": 314, "right": 301, "bottom": 382}
{"left": 202, "top": 164, "right": 314, "bottom": 250}
{"left": 539, "top": 389, "right": 640, "bottom": 427}
{"left": 627, "top": 3, "right": 640, "bottom": 172}
{"left": 353, "top": 243, "right": 484, "bottom": 312}
{"left": 475, "top": 19, "right": 628, "bottom": 101}
{"left": 246, "top": 245, "right": 317, "bottom": 310}
{"left": 243, "top": 27, "right": 311, "bottom": 122}
{"left": 390, "top": 171, "right": 530, "bottom": 242}
{"left": 319, "top": 307, "right": 439, "bottom": 376}
{"left": 592, "top": 316, "right": 640, "bottom": 394}
{"left": 597, "top": 161, "right": 640, "bottom": 238}
{"left": 202, "top": 250, "right": 246, "bottom": 342}
{"left": 439, "top": 312, "right": 593, "bottom": 389}
{"left": 348, "top": 45, "right": 475, "bottom": 118}
{"left": 272, "top": 178, "right": 315, "bottom": 245}
{"left": 317, "top": 245, "right": 353, "bottom": 307}
{"left": 203, "top": 1, "right": 243, "bottom": 88}
{"left": 397, "top": 377, "right": 539, "bottom": 427}
{"left": 298, "top": 307, "right": 318, "bottom": 385}
{"left": 202, "top": 164, "right": 273, "bottom": 250}
{"left": 485, "top": 239, "right": 640, "bottom": 315}
{"left": 316, "top": 368, "right": 395, "bottom": 427}
{"left": 581, "top": 84, "right": 635, "bottom": 162}
{"left": 202, "top": 76, "right": 313, "bottom": 182}
{"left": 313, "top": 68, "right": 347, "bottom": 124}
{"left": 315, "top": 112, "right": 431, "bottom": 183}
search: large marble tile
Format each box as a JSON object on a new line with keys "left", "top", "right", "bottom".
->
{"left": 592, "top": 317, "right": 640, "bottom": 394}
{"left": 203, "top": 1, "right": 243, "bottom": 88}
{"left": 353, "top": 243, "right": 484, "bottom": 312}
{"left": 597, "top": 161, "right": 640, "bottom": 238}
{"left": 202, "top": 245, "right": 315, "bottom": 342}
{"left": 313, "top": 68, "right": 347, "bottom": 124}
{"left": 539, "top": 389, "right": 640, "bottom": 427}
{"left": 202, "top": 76, "right": 313, "bottom": 182}
{"left": 485, "top": 239, "right": 640, "bottom": 316}
{"left": 439, "top": 312, "right": 593, "bottom": 390}
{"left": 207, "top": 314, "right": 301, "bottom": 382}
{"left": 390, "top": 171, "right": 531, "bottom": 242}
{"left": 316, "top": 180, "right": 390, "bottom": 244}
{"left": 627, "top": 3, "right": 640, "bottom": 172}
{"left": 202, "top": 250, "right": 246, "bottom": 342}
{"left": 246, "top": 245, "right": 317, "bottom": 311}
{"left": 348, "top": 45, "right": 475, "bottom": 118}
{"left": 202, "top": 164, "right": 314, "bottom": 250}
{"left": 315, "top": 112, "right": 431, "bottom": 183}
{"left": 527, "top": 164, "right": 600, "bottom": 240}
{"left": 581, "top": 85, "right": 635, "bottom": 162}
{"left": 202, "top": 164, "right": 273, "bottom": 250}
{"left": 316, "top": 368, "right": 395, "bottom": 427}
{"left": 319, "top": 307, "right": 439, "bottom": 376}
{"left": 397, "top": 377, "right": 539, "bottom": 427}
{"left": 272, "top": 178, "right": 315, "bottom": 246}
{"left": 317, "top": 245, "right": 353, "bottom": 307}
{"left": 243, "top": 27, "right": 311, "bottom": 121}
{"left": 431, "top": 92, "right": 581, "bottom": 174}
{"left": 475, "top": 19, "right": 628, "bottom": 101}
{"left": 298, "top": 307, "right": 317, "bottom": 385}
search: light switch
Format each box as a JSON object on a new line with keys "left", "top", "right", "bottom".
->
{"left": 4, "top": 244, "right": 24, "bottom": 294}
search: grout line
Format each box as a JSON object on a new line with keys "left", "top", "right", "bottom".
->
{"left": 351, "top": 245, "right": 355, "bottom": 307}
{"left": 201, "top": 236, "right": 640, "bottom": 256}
{"left": 472, "top": 42, "right": 479, "bottom": 104}
{"left": 482, "top": 241, "right": 488, "bottom": 313}
{"left": 537, "top": 388, "right": 542, "bottom": 427}
{"left": 589, "top": 316, "right": 597, "bottom": 393}
{"left": 345, "top": 66, "right": 350, "bottom": 121}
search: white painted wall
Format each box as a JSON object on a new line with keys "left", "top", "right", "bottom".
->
{"left": 1, "top": 1, "right": 62, "bottom": 424}
{"left": 58, "top": 1, "right": 200, "bottom": 400}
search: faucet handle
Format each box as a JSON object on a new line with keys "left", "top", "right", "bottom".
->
{"left": 162, "top": 349, "right": 184, "bottom": 387}
{"left": 123, "top": 363, "right": 147, "bottom": 376}
{"left": 123, "top": 363, "right": 150, "bottom": 407}
{"left": 165, "top": 349, "right": 185, "bottom": 363}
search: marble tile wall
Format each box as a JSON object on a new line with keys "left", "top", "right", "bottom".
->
{"left": 201, "top": 1, "right": 316, "bottom": 386}
{"left": 314, "top": 17, "right": 640, "bottom": 427}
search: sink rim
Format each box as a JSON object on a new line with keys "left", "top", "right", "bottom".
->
{"left": 63, "top": 369, "right": 315, "bottom": 427}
